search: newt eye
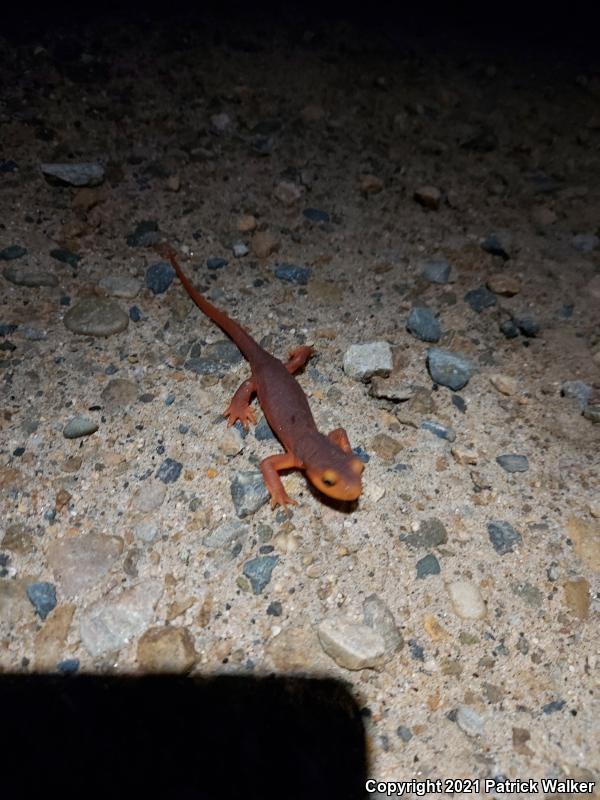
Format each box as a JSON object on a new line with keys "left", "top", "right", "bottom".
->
{"left": 322, "top": 469, "right": 338, "bottom": 486}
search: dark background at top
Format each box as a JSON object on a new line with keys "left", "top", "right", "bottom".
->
{"left": 2, "top": 0, "right": 600, "bottom": 63}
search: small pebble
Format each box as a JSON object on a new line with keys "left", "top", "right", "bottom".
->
{"left": 99, "top": 274, "right": 140, "bottom": 299}
{"left": 40, "top": 161, "right": 105, "bottom": 187}
{"left": 63, "top": 416, "right": 98, "bottom": 439}
{"left": 486, "top": 273, "right": 521, "bottom": 296}
{"left": 26, "top": 582, "right": 57, "bottom": 619}
{"left": 64, "top": 297, "right": 129, "bottom": 337}
{"left": 420, "top": 420, "right": 456, "bottom": 442}
{"left": 3, "top": 265, "right": 58, "bottom": 287}
{"left": 500, "top": 319, "right": 520, "bottom": 339}
{"left": 572, "top": 233, "right": 599, "bottom": 252}
{"left": 362, "top": 594, "right": 403, "bottom": 654}
{"left": 465, "top": 286, "right": 497, "bottom": 313}
{"left": 274, "top": 263, "right": 311, "bottom": 285}
{"left": 396, "top": 725, "right": 413, "bottom": 742}
{"left": 57, "top": 659, "right": 80, "bottom": 675}
{"left": 481, "top": 231, "right": 512, "bottom": 259}
{"left": 129, "top": 306, "right": 141, "bottom": 322}
{"left": 207, "top": 257, "right": 228, "bottom": 270}
{"left": 50, "top": 248, "right": 81, "bottom": 267}
{"left": 156, "top": 458, "right": 182, "bottom": 484}
{"left": 0, "top": 245, "right": 27, "bottom": 260}
{"left": 422, "top": 259, "right": 451, "bottom": 284}
{"left": 146, "top": 262, "right": 175, "bottom": 294}
{"left": 416, "top": 554, "right": 441, "bottom": 578}
{"left": 317, "top": 617, "right": 387, "bottom": 670}
{"left": 303, "top": 207, "right": 330, "bottom": 223}
{"left": 427, "top": 348, "right": 476, "bottom": 391}
{"left": 126, "top": 220, "right": 160, "bottom": 247}
{"left": 561, "top": 380, "right": 593, "bottom": 410}
{"left": 203, "top": 520, "right": 249, "bottom": 550}
{"left": 343, "top": 341, "right": 393, "bottom": 381}
{"left": 496, "top": 454, "right": 529, "bottom": 473}
{"left": 514, "top": 315, "right": 540, "bottom": 337}
{"left": 456, "top": 704, "right": 485, "bottom": 737}
{"left": 447, "top": 580, "right": 486, "bottom": 619}
{"left": 406, "top": 307, "right": 441, "bottom": 342}
{"left": 267, "top": 601, "right": 282, "bottom": 616}
{"left": 230, "top": 470, "right": 270, "bottom": 517}
{"left": 403, "top": 518, "right": 448, "bottom": 549}
{"left": 243, "top": 555, "right": 279, "bottom": 594}
{"left": 232, "top": 242, "right": 249, "bottom": 257}
{"left": 487, "top": 520, "right": 522, "bottom": 554}
{"left": 583, "top": 404, "right": 600, "bottom": 423}
{"left": 414, "top": 185, "right": 442, "bottom": 210}
{"left": 451, "top": 394, "right": 466, "bottom": 413}
{"left": 542, "top": 699, "right": 566, "bottom": 714}
{"left": 490, "top": 373, "right": 518, "bottom": 395}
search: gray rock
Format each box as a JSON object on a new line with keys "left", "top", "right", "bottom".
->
{"left": 98, "top": 274, "right": 141, "bottom": 299}
{"left": 481, "top": 231, "right": 512, "bottom": 259}
{"left": 274, "top": 263, "right": 312, "bottom": 285}
{"left": 416, "top": 554, "right": 441, "bottom": 578}
{"left": 243, "top": 555, "right": 278, "bottom": 594}
{"left": 362, "top": 594, "right": 403, "bottom": 654}
{"left": 406, "top": 306, "right": 441, "bottom": 342}
{"left": 496, "top": 454, "right": 529, "bottom": 473}
{"left": 456, "top": 704, "right": 485, "bottom": 737}
{"left": 231, "top": 470, "right": 270, "bottom": 517}
{"left": 427, "top": 348, "right": 476, "bottom": 391}
{"left": 255, "top": 416, "right": 276, "bottom": 441}
{"left": 421, "top": 259, "right": 451, "bottom": 284}
{"left": 465, "top": 286, "right": 497, "bottom": 313}
{"left": 572, "top": 233, "right": 599, "bottom": 252}
{"left": 583, "top": 404, "right": 600, "bottom": 423}
{"left": 47, "top": 534, "right": 123, "bottom": 596}
{"left": 101, "top": 378, "right": 138, "bottom": 408}
{"left": 317, "top": 616, "right": 387, "bottom": 670}
{"left": 303, "top": 208, "right": 330, "bottom": 223}
{"left": 370, "top": 376, "right": 415, "bottom": 401}
{"left": 146, "top": 262, "right": 175, "bottom": 294}
{"left": 64, "top": 296, "right": 129, "bottom": 337}
{"left": 3, "top": 265, "right": 58, "bottom": 287}
{"left": 126, "top": 220, "right": 160, "bottom": 247}
{"left": 63, "top": 416, "right": 99, "bottom": 439}
{"left": 185, "top": 340, "right": 243, "bottom": 376}
{"left": 131, "top": 481, "right": 167, "bottom": 513}
{"left": 487, "top": 520, "right": 522, "bottom": 555}
{"left": 343, "top": 341, "right": 393, "bottom": 381}
{"left": 50, "top": 248, "right": 81, "bottom": 267}
{"left": 561, "top": 380, "right": 593, "bottom": 410}
{"left": 0, "top": 245, "right": 27, "bottom": 260}
{"left": 420, "top": 420, "right": 456, "bottom": 442}
{"left": 203, "top": 520, "right": 250, "bottom": 549}
{"left": 40, "top": 161, "right": 105, "bottom": 187}
{"left": 403, "top": 518, "right": 448, "bottom": 549}
{"left": 156, "top": 458, "right": 183, "bottom": 484}
{"left": 79, "top": 580, "right": 163, "bottom": 657}
{"left": 134, "top": 522, "right": 159, "bottom": 544}
{"left": 26, "top": 582, "right": 57, "bottom": 619}
{"left": 232, "top": 242, "right": 249, "bottom": 257}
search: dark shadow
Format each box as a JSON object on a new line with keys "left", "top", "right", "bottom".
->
{"left": 0, "top": 673, "right": 367, "bottom": 799}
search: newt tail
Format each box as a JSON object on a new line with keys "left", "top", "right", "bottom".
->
{"left": 156, "top": 242, "right": 364, "bottom": 509}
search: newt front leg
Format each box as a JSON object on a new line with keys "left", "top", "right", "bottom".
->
{"left": 224, "top": 376, "right": 257, "bottom": 429}
{"left": 260, "top": 452, "right": 302, "bottom": 508}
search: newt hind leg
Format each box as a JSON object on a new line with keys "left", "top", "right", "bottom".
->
{"left": 223, "top": 376, "right": 257, "bottom": 430}
{"left": 285, "top": 345, "right": 314, "bottom": 374}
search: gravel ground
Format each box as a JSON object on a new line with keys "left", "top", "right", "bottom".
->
{"left": 0, "top": 9, "right": 599, "bottom": 796}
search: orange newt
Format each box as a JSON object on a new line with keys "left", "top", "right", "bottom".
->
{"left": 156, "top": 244, "right": 364, "bottom": 509}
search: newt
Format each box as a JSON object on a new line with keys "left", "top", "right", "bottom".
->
{"left": 156, "top": 244, "right": 364, "bottom": 509}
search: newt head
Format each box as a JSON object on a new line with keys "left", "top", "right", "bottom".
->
{"left": 304, "top": 437, "right": 365, "bottom": 501}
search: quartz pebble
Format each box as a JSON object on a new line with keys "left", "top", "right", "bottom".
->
{"left": 343, "top": 341, "right": 393, "bottom": 381}
{"left": 317, "top": 616, "right": 387, "bottom": 670}
{"left": 447, "top": 580, "right": 486, "bottom": 619}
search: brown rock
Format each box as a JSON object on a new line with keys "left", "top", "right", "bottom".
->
{"left": 512, "top": 727, "right": 533, "bottom": 755}
{"left": 489, "top": 373, "right": 518, "bottom": 395}
{"left": 136, "top": 626, "right": 197, "bottom": 673}
{"left": 273, "top": 181, "right": 303, "bottom": 206}
{"left": 414, "top": 185, "right": 442, "bottom": 210}
{"left": 265, "top": 621, "right": 329, "bottom": 672}
{"left": 566, "top": 516, "right": 600, "bottom": 572}
{"left": 563, "top": 578, "right": 590, "bottom": 619}
{"left": 486, "top": 274, "right": 521, "bottom": 296}
{"left": 237, "top": 214, "right": 257, "bottom": 233}
{"left": 370, "top": 433, "right": 402, "bottom": 461}
{"left": 47, "top": 533, "right": 124, "bottom": 597}
{"left": 251, "top": 230, "right": 280, "bottom": 259}
{"left": 2, "top": 523, "right": 37, "bottom": 555}
{"left": 34, "top": 604, "right": 75, "bottom": 669}
{"left": 360, "top": 174, "right": 384, "bottom": 194}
